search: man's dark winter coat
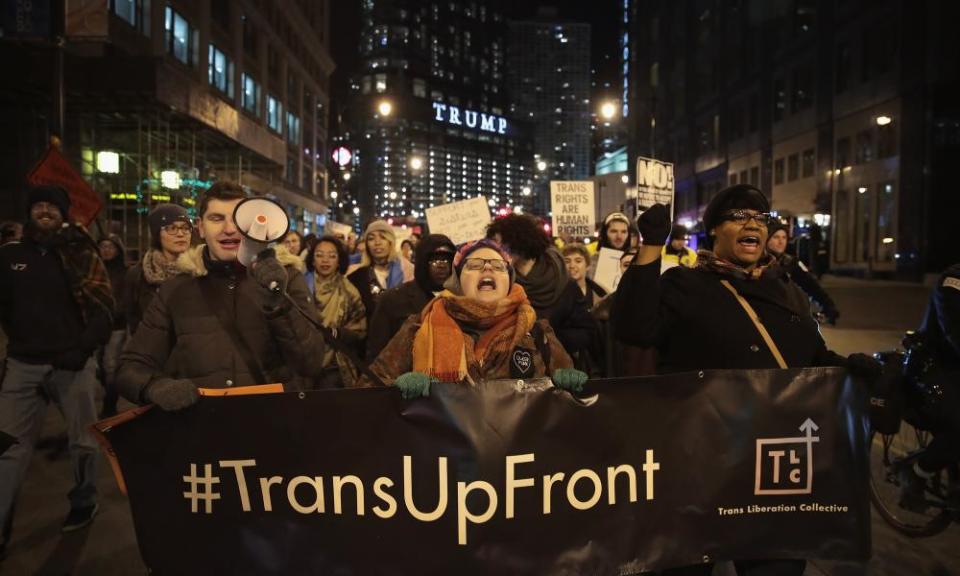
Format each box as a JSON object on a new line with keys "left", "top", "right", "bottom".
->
{"left": 117, "top": 246, "right": 325, "bottom": 400}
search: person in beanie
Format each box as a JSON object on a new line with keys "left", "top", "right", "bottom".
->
{"left": 97, "top": 234, "right": 129, "bottom": 417}
{"left": 366, "top": 238, "right": 584, "bottom": 397}
{"left": 366, "top": 234, "right": 456, "bottom": 362}
{"left": 0, "top": 185, "right": 114, "bottom": 547}
{"left": 346, "top": 220, "right": 414, "bottom": 327}
{"left": 124, "top": 204, "right": 193, "bottom": 336}
{"left": 116, "top": 181, "right": 326, "bottom": 409}
{"left": 611, "top": 184, "right": 879, "bottom": 576}
{"left": 765, "top": 222, "right": 839, "bottom": 324}
{"left": 660, "top": 224, "right": 697, "bottom": 270}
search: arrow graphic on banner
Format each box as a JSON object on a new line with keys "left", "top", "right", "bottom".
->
{"left": 799, "top": 418, "right": 819, "bottom": 442}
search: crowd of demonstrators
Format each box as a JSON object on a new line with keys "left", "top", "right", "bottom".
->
{"left": 0, "top": 186, "right": 114, "bottom": 553}
{"left": 346, "top": 220, "right": 414, "bottom": 331}
{"left": 486, "top": 214, "right": 598, "bottom": 372}
{"left": 588, "top": 211, "right": 635, "bottom": 277}
{"left": 612, "top": 184, "right": 879, "bottom": 576}
{"left": 765, "top": 222, "right": 840, "bottom": 324}
{"left": 97, "top": 234, "right": 128, "bottom": 417}
{"left": 115, "top": 181, "right": 327, "bottom": 410}
{"left": 899, "top": 262, "right": 960, "bottom": 511}
{"left": 399, "top": 238, "right": 415, "bottom": 263}
{"left": 366, "top": 234, "right": 456, "bottom": 362}
{"left": 562, "top": 243, "right": 607, "bottom": 308}
{"left": 661, "top": 225, "right": 697, "bottom": 270}
{"left": 303, "top": 236, "right": 367, "bottom": 389}
{"left": 281, "top": 229, "right": 304, "bottom": 259}
{"left": 368, "top": 238, "right": 585, "bottom": 396}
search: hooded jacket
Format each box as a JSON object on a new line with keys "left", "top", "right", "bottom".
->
{"left": 366, "top": 235, "right": 456, "bottom": 362}
{"left": 116, "top": 244, "right": 324, "bottom": 400}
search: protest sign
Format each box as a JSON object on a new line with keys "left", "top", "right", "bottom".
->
{"left": 635, "top": 156, "right": 675, "bottom": 219}
{"left": 593, "top": 247, "right": 625, "bottom": 292}
{"left": 99, "top": 369, "right": 870, "bottom": 575}
{"left": 549, "top": 181, "right": 595, "bottom": 239}
{"left": 27, "top": 144, "right": 103, "bottom": 226}
{"left": 393, "top": 226, "right": 413, "bottom": 250}
{"left": 425, "top": 196, "right": 491, "bottom": 245}
{"left": 325, "top": 221, "right": 353, "bottom": 239}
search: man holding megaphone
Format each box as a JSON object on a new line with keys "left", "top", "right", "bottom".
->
{"left": 117, "top": 181, "right": 326, "bottom": 410}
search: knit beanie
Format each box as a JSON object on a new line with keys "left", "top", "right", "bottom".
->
{"left": 363, "top": 220, "right": 396, "bottom": 245}
{"left": 148, "top": 204, "right": 190, "bottom": 249}
{"left": 452, "top": 238, "right": 515, "bottom": 288}
{"left": 27, "top": 185, "right": 71, "bottom": 220}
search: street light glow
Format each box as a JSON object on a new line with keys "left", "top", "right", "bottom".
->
{"left": 377, "top": 100, "right": 393, "bottom": 117}
{"left": 96, "top": 151, "right": 120, "bottom": 174}
{"left": 160, "top": 170, "right": 181, "bottom": 190}
{"left": 620, "top": 174, "right": 629, "bottom": 184}
{"left": 537, "top": 160, "right": 547, "bottom": 171}
{"left": 876, "top": 115, "right": 892, "bottom": 126}
{"left": 522, "top": 186, "right": 532, "bottom": 196}
{"left": 342, "top": 171, "right": 352, "bottom": 181}
{"left": 600, "top": 101, "right": 618, "bottom": 120}
{"left": 409, "top": 156, "right": 424, "bottom": 170}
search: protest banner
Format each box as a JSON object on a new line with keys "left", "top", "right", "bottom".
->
{"left": 593, "top": 247, "right": 625, "bottom": 292}
{"left": 635, "top": 156, "right": 675, "bottom": 219}
{"left": 98, "top": 369, "right": 870, "bottom": 575}
{"left": 425, "top": 196, "right": 491, "bottom": 245}
{"left": 549, "top": 181, "right": 596, "bottom": 239}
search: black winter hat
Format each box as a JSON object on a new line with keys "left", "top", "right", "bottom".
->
{"left": 148, "top": 203, "right": 190, "bottom": 248}
{"left": 702, "top": 184, "right": 770, "bottom": 235}
{"left": 27, "top": 185, "right": 71, "bottom": 220}
{"left": 670, "top": 224, "right": 688, "bottom": 241}
{"left": 414, "top": 234, "right": 456, "bottom": 292}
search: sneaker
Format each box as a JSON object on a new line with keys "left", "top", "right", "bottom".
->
{"left": 62, "top": 503, "right": 98, "bottom": 533}
{"left": 898, "top": 465, "right": 928, "bottom": 513}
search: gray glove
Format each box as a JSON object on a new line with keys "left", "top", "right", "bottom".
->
{"left": 146, "top": 378, "right": 199, "bottom": 411}
{"left": 249, "top": 249, "right": 289, "bottom": 312}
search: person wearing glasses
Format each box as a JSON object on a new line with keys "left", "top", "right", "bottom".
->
{"left": 611, "top": 184, "right": 878, "bottom": 576}
{"left": 365, "top": 234, "right": 456, "bottom": 362}
{"left": 303, "top": 236, "right": 366, "bottom": 389}
{"left": 368, "top": 239, "right": 585, "bottom": 397}
{"left": 124, "top": 204, "right": 194, "bottom": 336}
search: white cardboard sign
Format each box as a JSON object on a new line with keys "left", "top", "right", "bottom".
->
{"left": 592, "top": 247, "right": 625, "bottom": 293}
{"left": 326, "top": 221, "right": 353, "bottom": 239}
{"left": 550, "top": 181, "right": 595, "bottom": 239}
{"left": 425, "top": 196, "right": 492, "bottom": 246}
{"left": 635, "top": 156, "right": 675, "bottom": 218}
{"left": 393, "top": 226, "right": 413, "bottom": 250}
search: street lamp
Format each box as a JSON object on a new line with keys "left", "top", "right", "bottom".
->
{"left": 342, "top": 171, "right": 352, "bottom": 181}
{"left": 876, "top": 115, "right": 892, "bottom": 126}
{"left": 377, "top": 99, "right": 393, "bottom": 117}
{"left": 599, "top": 100, "right": 618, "bottom": 121}
{"left": 409, "top": 156, "right": 424, "bottom": 170}
{"left": 536, "top": 160, "right": 547, "bottom": 172}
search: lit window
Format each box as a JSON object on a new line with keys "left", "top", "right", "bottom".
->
{"left": 242, "top": 74, "right": 261, "bottom": 116}
{"left": 164, "top": 6, "right": 197, "bottom": 66}
{"left": 267, "top": 95, "right": 283, "bottom": 133}
{"left": 208, "top": 44, "right": 234, "bottom": 95}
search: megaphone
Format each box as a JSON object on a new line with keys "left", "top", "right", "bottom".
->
{"left": 232, "top": 197, "right": 290, "bottom": 267}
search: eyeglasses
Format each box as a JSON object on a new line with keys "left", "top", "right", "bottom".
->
{"left": 314, "top": 251, "right": 338, "bottom": 261}
{"left": 161, "top": 223, "right": 192, "bottom": 235}
{"left": 719, "top": 210, "right": 776, "bottom": 227}
{"left": 463, "top": 258, "right": 508, "bottom": 272}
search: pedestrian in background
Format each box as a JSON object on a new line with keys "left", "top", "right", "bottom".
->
{"left": 766, "top": 222, "right": 839, "bottom": 324}
{"left": 661, "top": 224, "right": 697, "bottom": 270}
{"left": 282, "top": 230, "right": 303, "bottom": 260}
{"left": 366, "top": 234, "right": 456, "bottom": 362}
{"left": 124, "top": 204, "right": 193, "bottom": 337}
{"left": 97, "top": 234, "right": 128, "bottom": 417}
{"left": 0, "top": 186, "right": 114, "bottom": 549}
{"left": 304, "top": 236, "right": 366, "bottom": 389}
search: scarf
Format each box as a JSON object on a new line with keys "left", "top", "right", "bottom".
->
{"left": 315, "top": 273, "right": 366, "bottom": 381}
{"left": 695, "top": 249, "right": 777, "bottom": 281}
{"left": 50, "top": 224, "right": 115, "bottom": 324}
{"left": 517, "top": 247, "right": 567, "bottom": 312}
{"left": 413, "top": 284, "right": 536, "bottom": 382}
{"left": 141, "top": 249, "right": 183, "bottom": 285}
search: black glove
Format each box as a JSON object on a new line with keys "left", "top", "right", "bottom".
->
{"left": 51, "top": 349, "right": 92, "bottom": 371}
{"left": 146, "top": 378, "right": 199, "bottom": 411}
{"left": 636, "top": 204, "right": 671, "bottom": 246}
{"left": 249, "top": 249, "right": 289, "bottom": 312}
{"left": 846, "top": 353, "right": 882, "bottom": 379}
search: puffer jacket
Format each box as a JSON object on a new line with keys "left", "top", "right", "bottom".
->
{"left": 366, "top": 316, "right": 573, "bottom": 387}
{"left": 116, "top": 245, "right": 325, "bottom": 400}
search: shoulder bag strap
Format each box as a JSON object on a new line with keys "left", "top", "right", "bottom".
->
{"left": 719, "top": 279, "right": 789, "bottom": 369}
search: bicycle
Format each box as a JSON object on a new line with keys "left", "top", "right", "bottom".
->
{"left": 868, "top": 341, "right": 960, "bottom": 537}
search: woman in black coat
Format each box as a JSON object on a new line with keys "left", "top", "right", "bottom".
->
{"left": 612, "top": 185, "right": 876, "bottom": 576}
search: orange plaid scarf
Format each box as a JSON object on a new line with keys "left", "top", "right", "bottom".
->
{"left": 412, "top": 284, "right": 536, "bottom": 382}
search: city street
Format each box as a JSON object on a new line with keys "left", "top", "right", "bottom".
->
{"left": 1, "top": 277, "right": 957, "bottom": 576}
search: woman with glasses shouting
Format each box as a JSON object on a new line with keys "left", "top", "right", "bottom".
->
{"left": 367, "top": 239, "right": 587, "bottom": 397}
{"left": 124, "top": 204, "right": 194, "bottom": 337}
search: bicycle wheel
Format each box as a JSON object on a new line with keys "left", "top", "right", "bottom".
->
{"left": 869, "top": 423, "right": 952, "bottom": 537}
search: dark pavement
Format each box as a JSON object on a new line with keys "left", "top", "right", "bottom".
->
{"left": 1, "top": 276, "right": 958, "bottom": 576}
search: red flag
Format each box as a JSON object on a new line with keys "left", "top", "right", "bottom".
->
{"left": 26, "top": 145, "right": 103, "bottom": 226}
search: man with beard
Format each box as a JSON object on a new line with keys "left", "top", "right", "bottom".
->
{"left": 0, "top": 186, "right": 114, "bottom": 550}
{"left": 366, "top": 234, "right": 456, "bottom": 362}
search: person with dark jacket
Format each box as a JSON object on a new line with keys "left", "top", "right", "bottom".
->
{"left": 0, "top": 186, "right": 114, "bottom": 547}
{"left": 486, "top": 214, "right": 597, "bottom": 365}
{"left": 612, "top": 185, "right": 877, "bottom": 576}
{"left": 346, "top": 220, "right": 414, "bottom": 328}
{"left": 898, "top": 263, "right": 960, "bottom": 511}
{"left": 366, "top": 234, "right": 456, "bottom": 362}
{"left": 765, "top": 223, "right": 839, "bottom": 324}
{"left": 124, "top": 204, "right": 193, "bottom": 336}
{"left": 97, "top": 234, "right": 129, "bottom": 416}
{"left": 116, "top": 182, "right": 325, "bottom": 409}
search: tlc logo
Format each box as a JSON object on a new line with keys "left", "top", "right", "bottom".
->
{"left": 754, "top": 419, "right": 819, "bottom": 496}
